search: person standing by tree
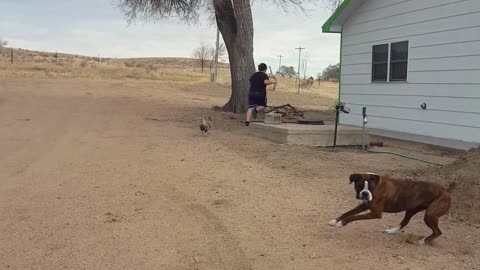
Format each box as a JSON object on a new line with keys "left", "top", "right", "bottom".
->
{"left": 245, "top": 63, "right": 276, "bottom": 126}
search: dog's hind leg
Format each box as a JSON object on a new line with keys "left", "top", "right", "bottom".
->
{"left": 329, "top": 203, "right": 369, "bottom": 227}
{"left": 422, "top": 196, "right": 450, "bottom": 244}
{"left": 384, "top": 206, "right": 425, "bottom": 235}
{"left": 423, "top": 215, "right": 441, "bottom": 244}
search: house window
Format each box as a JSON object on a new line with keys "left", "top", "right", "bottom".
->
{"left": 372, "top": 41, "right": 409, "bottom": 82}
{"left": 390, "top": 41, "right": 409, "bottom": 81}
{"left": 372, "top": 44, "right": 389, "bottom": 81}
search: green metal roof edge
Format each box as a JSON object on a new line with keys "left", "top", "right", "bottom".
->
{"left": 322, "top": 0, "right": 353, "bottom": 33}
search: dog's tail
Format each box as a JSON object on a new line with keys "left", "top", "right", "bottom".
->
{"left": 447, "top": 182, "right": 457, "bottom": 193}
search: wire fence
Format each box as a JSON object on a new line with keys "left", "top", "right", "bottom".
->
{"left": 0, "top": 47, "right": 229, "bottom": 73}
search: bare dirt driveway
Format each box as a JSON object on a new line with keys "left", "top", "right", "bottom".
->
{"left": 1, "top": 79, "right": 479, "bottom": 270}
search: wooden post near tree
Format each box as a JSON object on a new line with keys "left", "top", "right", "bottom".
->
{"left": 10, "top": 49, "right": 13, "bottom": 64}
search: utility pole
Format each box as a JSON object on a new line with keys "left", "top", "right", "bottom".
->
{"left": 212, "top": 27, "right": 220, "bottom": 83}
{"left": 295, "top": 46, "right": 305, "bottom": 94}
{"left": 277, "top": 55, "right": 283, "bottom": 72}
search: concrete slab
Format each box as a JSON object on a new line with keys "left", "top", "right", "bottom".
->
{"left": 248, "top": 123, "right": 369, "bottom": 147}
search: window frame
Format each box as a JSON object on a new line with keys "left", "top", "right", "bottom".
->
{"left": 371, "top": 44, "right": 389, "bottom": 82}
{"left": 371, "top": 41, "right": 409, "bottom": 83}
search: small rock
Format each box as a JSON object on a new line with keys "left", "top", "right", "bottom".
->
{"left": 309, "top": 253, "right": 317, "bottom": 259}
{"left": 135, "top": 191, "right": 146, "bottom": 196}
{"left": 105, "top": 218, "right": 119, "bottom": 223}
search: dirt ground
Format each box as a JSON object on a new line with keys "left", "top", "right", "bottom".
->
{"left": 1, "top": 78, "right": 479, "bottom": 270}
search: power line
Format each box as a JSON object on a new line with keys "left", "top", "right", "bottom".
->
{"left": 277, "top": 55, "right": 283, "bottom": 72}
{"left": 295, "top": 46, "right": 305, "bottom": 94}
{"left": 212, "top": 27, "right": 220, "bottom": 83}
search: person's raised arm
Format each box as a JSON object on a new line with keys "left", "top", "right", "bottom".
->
{"left": 264, "top": 74, "right": 276, "bottom": 85}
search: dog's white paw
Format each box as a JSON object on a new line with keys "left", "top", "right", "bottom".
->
{"left": 384, "top": 226, "right": 401, "bottom": 235}
{"left": 335, "top": 221, "right": 343, "bottom": 228}
{"left": 328, "top": 219, "right": 337, "bottom": 226}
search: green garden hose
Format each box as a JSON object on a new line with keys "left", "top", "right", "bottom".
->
{"left": 367, "top": 149, "right": 444, "bottom": 166}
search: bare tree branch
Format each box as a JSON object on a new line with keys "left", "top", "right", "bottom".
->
{"left": 321, "top": 0, "right": 342, "bottom": 12}
{"left": 192, "top": 41, "right": 210, "bottom": 72}
{"left": 119, "top": 0, "right": 204, "bottom": 23}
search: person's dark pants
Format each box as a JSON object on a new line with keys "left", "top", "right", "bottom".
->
{"left": 248, "top": 92, "right": 266, "bottom": 108}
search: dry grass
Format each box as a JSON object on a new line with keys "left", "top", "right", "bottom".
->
{"left": 0, "top": 48, "right": 233, "bottom": 85}
{"left": 0, "top": 48, "right": 338, "bottom": 102}
{"left": 272, "top": 77, "right": 339, "bottom": 101}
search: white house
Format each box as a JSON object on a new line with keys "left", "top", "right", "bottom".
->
{"left": 322, "top": 0, "right": 480, "bottom": 149}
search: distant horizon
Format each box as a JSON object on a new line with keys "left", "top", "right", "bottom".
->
{"left": 6, "top": 47, "right": 338, "bottom": 75}
{"left": 0, "top": 0, "right": 340, "bottom": 76}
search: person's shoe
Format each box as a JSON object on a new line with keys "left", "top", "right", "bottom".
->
{"left": 252, "top": 108, "right": 257, "bottom": 119}
{"left": 245, "top": 121, "right": 250, "bottom": 126}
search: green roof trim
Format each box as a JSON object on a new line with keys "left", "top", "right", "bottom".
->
{"left": 322, "top": 0, "right": 352, "bottom": 33}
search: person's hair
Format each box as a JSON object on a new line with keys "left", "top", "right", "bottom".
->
{"left": 258, "top": 63, "right": 267, "bottom": 72}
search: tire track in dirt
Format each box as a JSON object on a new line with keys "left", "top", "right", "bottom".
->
{"left": 188, "top": 203, "right": 251, "bottom": 270}
{"left": 159, "top": 182, "right": 252, "bottom": 270}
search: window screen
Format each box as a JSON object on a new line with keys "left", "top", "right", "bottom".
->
{"left": 372, "top": 44, "right": 389, "bottom": 81}
{"left": 390, "top": 41, "right": 408, "bottom": 81}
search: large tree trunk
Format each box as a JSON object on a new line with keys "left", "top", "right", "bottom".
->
{"left": 214, "top": 0, "right": 256, "bottom": 113}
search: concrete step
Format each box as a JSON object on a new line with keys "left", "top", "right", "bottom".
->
{"left": 248, "top": 123, "right": 369, "bottom": 147}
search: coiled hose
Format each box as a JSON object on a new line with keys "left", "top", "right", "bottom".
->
{"left": 367, "top": 149, "right": 444, "bottom": 166}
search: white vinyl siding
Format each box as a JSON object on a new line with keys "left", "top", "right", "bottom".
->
{"left": 339, "top": 0, "right": 480, "bottom": 143}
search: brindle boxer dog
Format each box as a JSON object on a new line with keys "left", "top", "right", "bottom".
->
{"left": 328, "top": 173, "right": 455, "bottom": 245}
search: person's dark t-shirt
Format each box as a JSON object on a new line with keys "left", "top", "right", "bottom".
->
{"left": 249, "top": 72, "right": 269, "bottom": 96}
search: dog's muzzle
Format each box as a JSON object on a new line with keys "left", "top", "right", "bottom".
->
{"left": 358, "top": 181, "right": 373, "bottom": 201}
{"left": 359, "top": 190, "right": 372, "bottom": 201}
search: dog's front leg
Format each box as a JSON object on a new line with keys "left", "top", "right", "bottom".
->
{"left": 328, "top": 203, "right": 369, "bottom": 227}
{"left": 339, "top": 210, "right": 382, "bottom": 226}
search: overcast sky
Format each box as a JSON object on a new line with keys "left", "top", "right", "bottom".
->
{"left": 0, "top": 0, "right": 340, "bottom": 76}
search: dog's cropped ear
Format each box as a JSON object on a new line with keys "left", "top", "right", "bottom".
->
{"left": 368, "top": 174, "right": 381, "bottom": 188}
{"left": 349, "top": 174, "right": 362, "bottom": 184}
